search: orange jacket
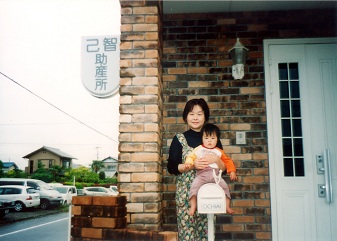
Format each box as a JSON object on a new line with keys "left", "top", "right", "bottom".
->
{"left": 186, "top": 145, "right": 236, "bottom": 173}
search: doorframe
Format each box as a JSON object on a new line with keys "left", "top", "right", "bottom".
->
{"left": 263, "top": 37, "right": 337, "bottom": 240}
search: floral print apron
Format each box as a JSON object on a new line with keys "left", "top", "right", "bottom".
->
{"left": 176, "top": 133, "right": 208, "bottom": 241}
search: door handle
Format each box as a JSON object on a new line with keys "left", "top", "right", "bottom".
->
{"left": 323, "top": 149, "right": 333, "bottom": 203}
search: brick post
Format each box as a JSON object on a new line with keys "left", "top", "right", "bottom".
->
{"left": 119, "top": 0, "right": 163, "bottom": 231}
{"left": 71, "top": 196, "right": 127, "bottom": 240}
{"left": 71, "top": 196, "right": 177, "bottom": 241}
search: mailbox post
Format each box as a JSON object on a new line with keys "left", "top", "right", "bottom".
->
{"left": 198, "top": 183, "right": 226, "bottom": 241}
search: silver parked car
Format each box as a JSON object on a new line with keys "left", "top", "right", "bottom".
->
{"left": 83, "top": 186, "right": 118, "bottom": 196}
{"left": 52, "top": 185, "right": 77, "bottom": 204}
{"left": 0, "top": 185, "right": 40, "bottom": 212}
{"left": 0, "top": 199, "right": 15, "bottom": 218}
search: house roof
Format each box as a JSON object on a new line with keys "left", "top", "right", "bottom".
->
{"left": 102, "top": 156, "right": 118, "bottom": 163}
{"left": 2, "top": 162, "right": 19, "bottom": 169}
{"left": 22, "top": 146, "right": 76, "bottom": 159}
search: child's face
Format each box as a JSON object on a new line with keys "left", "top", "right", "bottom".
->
{"left": 202, "top": 132, "right": 218, "bottom": 149}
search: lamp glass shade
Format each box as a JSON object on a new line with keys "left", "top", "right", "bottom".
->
{"left": 230, "top": 48, "right": 248, "bottom": 65}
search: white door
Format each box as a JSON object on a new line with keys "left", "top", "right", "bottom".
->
{"left": 265, "top": 38, "right": 337, "bottom": 241}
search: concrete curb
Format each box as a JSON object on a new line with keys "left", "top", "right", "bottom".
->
{"left": 0, "top": 207, "right": 66, "bottom": 225}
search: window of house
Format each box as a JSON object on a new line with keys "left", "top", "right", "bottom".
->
{"left": 278, "top": 62, "right": 304, "bottom": 177}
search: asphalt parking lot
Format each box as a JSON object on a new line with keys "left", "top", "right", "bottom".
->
{"left": 0, "top": 207, "right": 65, "bottom": 225}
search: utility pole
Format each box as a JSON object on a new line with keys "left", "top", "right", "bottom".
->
{"left": 95, "top": 146, "right": 101, "bottom": 161}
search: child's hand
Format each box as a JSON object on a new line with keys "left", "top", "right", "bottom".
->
{"left": 184, "top": 163, "right": 192, "bottom": 170}
{"left": 229, "top": 172, "right": 237, "bottom": 181}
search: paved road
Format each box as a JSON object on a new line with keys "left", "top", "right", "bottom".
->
{"left": 0, "top": 211, "right": 70, "bottom": 241}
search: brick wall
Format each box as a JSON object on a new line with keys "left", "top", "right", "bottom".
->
{"left": 118, "top": 0, "right": 336, "bottom": 239}
{"left": 71, "top": 196, "right": 177, "bottom": 241}
{"left": 161, "top": 8, "right": 336, "bottom": 240}
{"left": 119, "top": 0, "right": 164, "bottom": 231}
{"left": 71, "top": 196, "right": 127, "bottom": 240}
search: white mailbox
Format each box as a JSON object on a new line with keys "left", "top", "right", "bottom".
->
{"left": 197, "top": 183, "right": 226, "bottom": 214}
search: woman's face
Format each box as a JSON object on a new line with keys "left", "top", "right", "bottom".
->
{"left": 186, "top": 105, "right": 205, "bottom": 132}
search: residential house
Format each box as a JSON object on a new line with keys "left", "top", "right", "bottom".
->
{"left": 101, "top": 156, "right": 118, "bottom": 177}
{"left": 116, "top": 1, "right": 337, "bottom": 240}
{"left": 1, "top": 162, "right": 19, "bottom": 173}
{"left": 23, "top": 146, "right": 76, "bottom": 174}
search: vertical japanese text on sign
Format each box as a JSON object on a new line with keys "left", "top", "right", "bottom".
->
{"left": 81, "top": 36, "right": 120, "bottom": 98}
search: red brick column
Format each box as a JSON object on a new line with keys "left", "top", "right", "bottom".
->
{"left": 71, "top": 196, "right": 177, "bottom": 240}
{"left": 71, "top": 196, "right": 127, "bottom": 240}
{"left": 119, "top": 0, "right": 163, "bottom": 231}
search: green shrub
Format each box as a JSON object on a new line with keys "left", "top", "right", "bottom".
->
{"left": 98, "top": 171, "right": 105, "bottom": 180}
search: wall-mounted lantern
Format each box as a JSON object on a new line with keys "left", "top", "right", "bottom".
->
{"left": 229, "top": 38, "right": 249, "bottom": 80}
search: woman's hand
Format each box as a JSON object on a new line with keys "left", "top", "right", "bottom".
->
{"left": 203, "top": 154, "right": 226, "bottom": 171}
{"left": 194, "top": 157, "right": 209, "bottom": 170}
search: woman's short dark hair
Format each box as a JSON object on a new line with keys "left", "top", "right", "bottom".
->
{"left": 182, "top": 98, "right": 210, "bottom": 123}
{"left": 201, "top": 123, "right": 220, "bottom": 139}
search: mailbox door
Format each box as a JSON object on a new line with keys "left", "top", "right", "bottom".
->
{"left": 197, "top": 183, "right": 226, "bottom": 214}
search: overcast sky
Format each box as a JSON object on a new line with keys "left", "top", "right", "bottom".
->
{"left": 0, "top": 0, "right": 121, "bottom": 170}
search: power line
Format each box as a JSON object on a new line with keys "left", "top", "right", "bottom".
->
{"left": 0, "top": 122, "right": 113, "bottom": 126}
{"left": 0, "top": 71, "right": 118, "bottom": 144}
{"left": 0, "top": 143, "right": 115, "bottom": 146}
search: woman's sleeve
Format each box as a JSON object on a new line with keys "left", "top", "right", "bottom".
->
{"left": 167, "top": 135, "right": 183, "bottom": 175}
{"left": 216, "top": 140, "right": 225, "bottom": 172}
{"left": 217, "top": 139, "right": 223, "bottom": 149}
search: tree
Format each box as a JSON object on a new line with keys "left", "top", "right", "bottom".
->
{"left": 31, "top": 166, "right": 53, "bottom": 182}
{"left": 90, "top": 160, "right": 105, "bottom": 173}
{"left": 48, "top": 165, "right": 64, "bottom": 182}
{"left": 31, "top": 161, "right": 66, "bottom": 183}
{"left": 0, "top": 160, "right": 4, "bottom": 178}
{"left": 98, "top": 171, "right": 105, "bottom": 180}
{"left": 67, "top": 166, "right": 100, "bottom": 183}
{"left": 0, "top": 160, "right": 27, "bottom": 178}
{"left": 37, "top": 160, "right": 45, "bottom": 169}
{"left": 6, "top": 169, "right": 27, "bottom": 178}
{"left": 31, "top": 171, "right": 54, "bottom": 183}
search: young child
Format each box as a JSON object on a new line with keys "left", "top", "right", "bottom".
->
{"left": 185, "top": 123, "right": 237, "bottom": 215}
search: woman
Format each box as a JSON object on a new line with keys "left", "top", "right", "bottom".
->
{"left": 167, "top": 98, "right": 224, "bottom": 241}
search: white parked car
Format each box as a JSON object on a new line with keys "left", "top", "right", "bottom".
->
{"left": 0, "top": 185, "right": 40, "bottom": 212}
{"left": 52, "top": 185, "right": 77, "bottom": 204}
{"left": 0, "top": 178, "right": 63, "bottom": 210}
{"left": 110, "top": 185, "right": 119, "bottom": 194}
{"left": 83, "top": 186, "right": 118, "bottom": 196}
